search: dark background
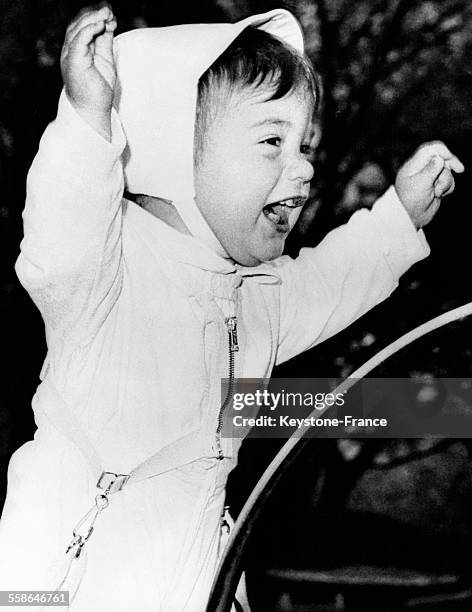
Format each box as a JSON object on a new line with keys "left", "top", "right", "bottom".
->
{"left": 2, "top": 0, "right": 472, "bottom": 606}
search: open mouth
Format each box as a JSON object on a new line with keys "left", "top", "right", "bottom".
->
{"left": 263, "top": 197, "right": 306, "bottom": 230}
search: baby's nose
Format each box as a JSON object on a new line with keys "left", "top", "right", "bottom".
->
{"left": 287, "top": 157, "right": 314, "bottom": 184}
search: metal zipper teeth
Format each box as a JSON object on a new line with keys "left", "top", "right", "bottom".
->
{"left": 215, "top": 317, "right": 238, "bottom": 459}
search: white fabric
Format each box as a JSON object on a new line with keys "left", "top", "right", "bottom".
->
{"left": 0, "top": 11, "right": 430, "bottom": 612}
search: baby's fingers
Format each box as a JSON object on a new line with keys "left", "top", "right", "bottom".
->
{"left": 407, "top": 141, "right": 464, "bottom": 176}
{"left": 434, "top": 167, "right": 455, "bottom": 199}
{"left": 64, "top": 4, "right": 114, "bottom": 49}
{"left": 94, "top": 19, "right": 117, "bottom": 56}
{"left": 68, "top": 20, "right": 109, "bottom": 59}
{"left": 444, "top": 156, "right": 465, "bottom": 174}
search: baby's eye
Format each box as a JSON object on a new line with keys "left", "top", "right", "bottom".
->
{"left": 261, "top": 137, "right": 282, "bottom": 147}
{"left": 300, "top": 143, "right": 315, "bottom": 157}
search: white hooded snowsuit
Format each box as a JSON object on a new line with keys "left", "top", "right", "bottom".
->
{"left": 0, "top": 9, "right": 429, "bottom": 612}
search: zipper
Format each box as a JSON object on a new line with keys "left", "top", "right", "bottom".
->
{"left": 218, "top": 505, "right": 232, "bottom": 558}
{"left": 221, "top": 505, "right": 231, "bottom": 535}
{"left": 215, "top": 316, "right": 239, "bottom": 460}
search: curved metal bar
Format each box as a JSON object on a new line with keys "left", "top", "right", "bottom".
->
{"left": 206, "top": 301, "right": 472, "bottom": 611}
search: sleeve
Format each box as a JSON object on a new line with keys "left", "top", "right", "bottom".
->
{"left": 275, "top": 186, "right": 430, "bottom": 365}
{"left": 15, "top": 91, "right": 127, "bottom": 342}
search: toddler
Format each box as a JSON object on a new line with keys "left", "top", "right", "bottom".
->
{"left": 0, "top": 4, "right": 463, "bottom": 612}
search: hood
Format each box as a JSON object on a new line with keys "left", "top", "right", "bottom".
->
{"left": 113, "top": 9, "right": 304, "bottom": 256}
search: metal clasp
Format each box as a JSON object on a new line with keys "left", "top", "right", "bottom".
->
{"left": 64, "top": 472, "right": 128, "bottom": 559}
{"left": 96, "top": 471, "right": 130, "bottom": 494}
{"left": 66, "top": 502, "right": 102, "bottom": 558}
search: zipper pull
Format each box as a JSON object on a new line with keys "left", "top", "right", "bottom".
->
{"left": 215, "top": 437, "right": 224, "bottom": 461}
{"left": 226, "top": 316, "right": 239, "bottom": 352}
{"left": 221, "top": 505, "right": 231, "bottom": 534}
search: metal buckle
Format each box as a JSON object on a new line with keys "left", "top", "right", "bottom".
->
{"left": 96, "top": 471, "right": 130, "bottom": 494}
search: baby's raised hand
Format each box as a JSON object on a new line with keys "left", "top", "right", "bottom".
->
{"left": 395, "top": 142, "right": 464, "bottom": 229}
{"left": 60, "top": 3, "right": 117, "bottom": 140}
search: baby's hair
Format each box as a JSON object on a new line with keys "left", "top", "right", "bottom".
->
{"left": 194, "top": 25, "right": 320, "bottom": 163}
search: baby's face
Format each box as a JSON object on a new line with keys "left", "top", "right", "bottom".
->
{"left": 194, "top": 87, "right": 315, "bottom": 266}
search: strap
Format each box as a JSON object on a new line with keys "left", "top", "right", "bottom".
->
{"left": 34, "top": 379, "right": 103, "bottom": 480}
{"left": 34, "top": 377, "right": 207, "bottom": 486}
{"left": 127, "top": 429, "right": 206, "bottom": 483}
{"left": 32, "top": 376, "right": 211, "bottom": 608}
